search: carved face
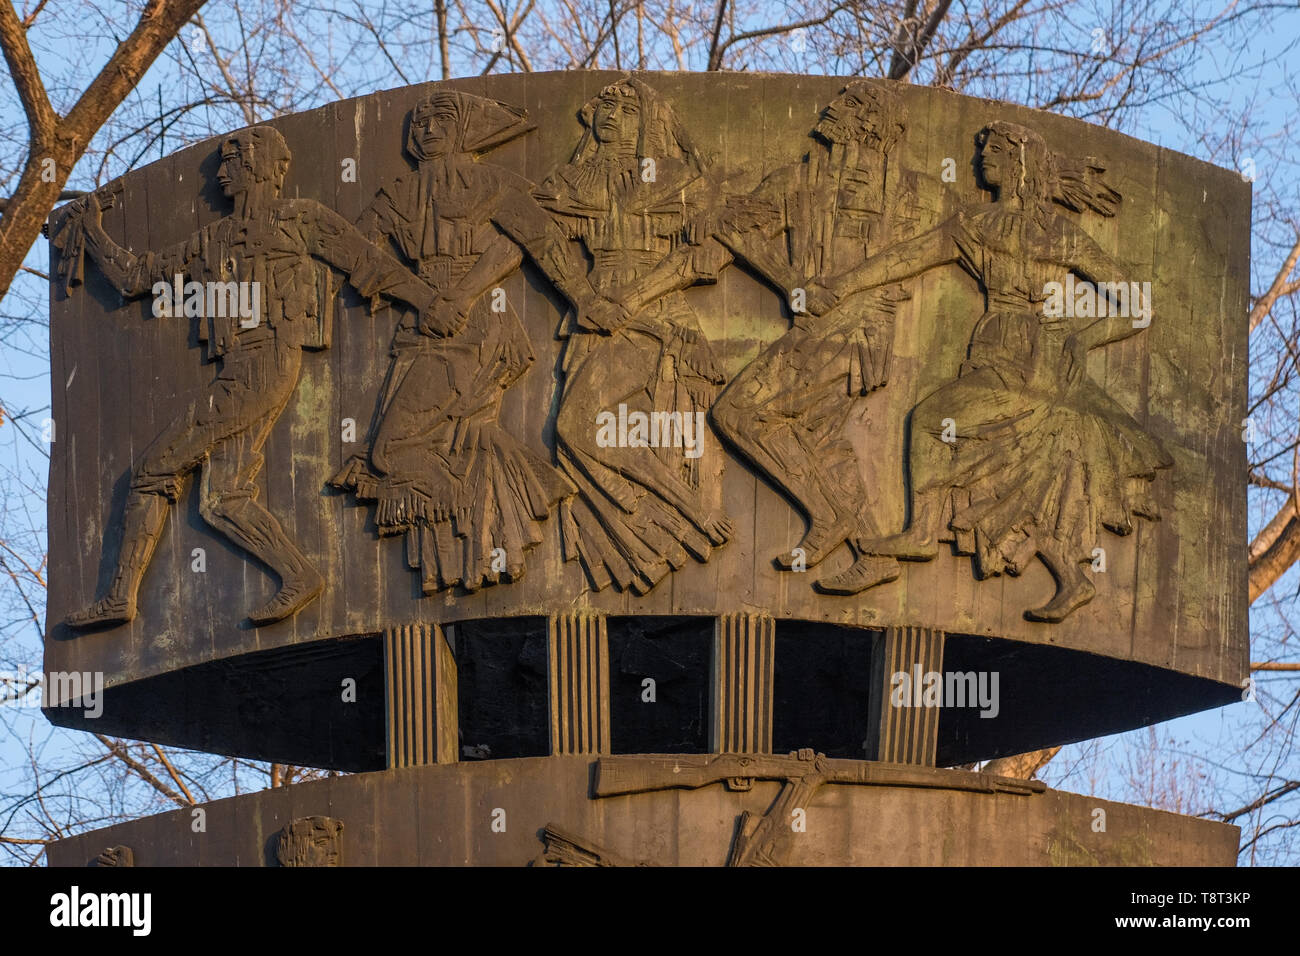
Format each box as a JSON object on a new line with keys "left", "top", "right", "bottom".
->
{"left": 276, "top": 816, "right": 344, "bottom": 867}
{"left": 303, "top": 822, "right": 342, "bottom": 866}
{"left": 815, "top": 88, "right": 880, "bottom": 147}
{"left": 978, "top": 129, "right": 1015, "bottom": 188}
{"left": 413, "top": 107, "right": 460, "bottom": 158}
{"left": 592, "top": 91, "right": 640, "bottom": 149}
{"left": 216, "top": 143, "right": 255, "bottom": 198}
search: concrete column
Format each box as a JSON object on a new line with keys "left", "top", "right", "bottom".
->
{"left": 384, "top": 622, "right": 458, "bottom": 767}
{"left": 711, "top": 612, "right": 775, "bottom": 753}
{"left": 548, "top": 611, "right": 611, "bottom": 755}
{"left": 868, "top": 625, "right": 945, "bottom": 765}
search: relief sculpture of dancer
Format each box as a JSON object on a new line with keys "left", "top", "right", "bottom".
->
{"left": 537, "top": 78, "right": 733, "bottom": 594}
{"left": 808, "top": 120, "right": 1173, "bottom": 621}
{"left": 708, "top": 81, "right": 941, "bottom": 595}
{"left": 331, "top": 91, "right": 599, "bottom": 593}
{"left": 60, "top": 127, "right": 438, "bottom": 629}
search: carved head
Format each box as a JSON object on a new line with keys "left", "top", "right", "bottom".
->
{"left": 976, "top": 121, "right": 1050, "bottom": 204}
{"left": 275, "top": 815, "right": 344, "bottom": 867}
{"left": 93, "top": 845, "right": 134, "bottom": 867}
{"left": 815, "top": 81, "right": 905, "bottom": 152}
{"left": 411, "top": 96, "right": 461, "bottom": 159}
{"left": 591, "top": 82, "right": 642, "bottom": 150}
{"left": 573, "top": 78, "right": 708, "bottom": 175}
{"left": 218, "top": 126, "right": 292, "bottom": 197}
{"left": 406, "top": 91, "right": 533, "bottom": 163}
{"left": 976, "top": 121, "right": 1120, "bottom": 218}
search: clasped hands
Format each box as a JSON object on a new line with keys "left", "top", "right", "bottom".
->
{"left": 416, "top": 273, "right": 846, "bottom": 338}
{"left": 792, "top": 274, "right": 848, "bottom": 328}
{"left": 419, "top": 294, "right": 471, "bottom": 337}
{"left": 577, "top": 294, "right": 634, "bottom": 335}
{"left": 421, "top": 290, "right": 634, "bottom": 337}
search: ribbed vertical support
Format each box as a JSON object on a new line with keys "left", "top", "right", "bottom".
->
{"left": 548, "top": 612, "right": 610, "bottom": 755}
{"left": 383, "top": 622, "right": 458, "bottom": 768}
{"left": 868, "top": 625, "right": 945, "bottom": 766}
{"left": 711, "top": 612, "right": 775, "bottom": 754}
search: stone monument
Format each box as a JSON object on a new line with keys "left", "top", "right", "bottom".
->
{"left": 43, "top": 71, "right": 1247, "bottom": 866}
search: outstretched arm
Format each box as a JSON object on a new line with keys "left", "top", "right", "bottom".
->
{"left": 612, "top": 234, "right": 734, "bottom": 317}
{"left": 593, "top": 188, "right": 744, "bottom": 322}
{"left": 1053, "top": 219, "right": 1150, "bottom": 384}
{"left": 817, "top": 218, "right": 959, "bottom": 306}
{"left": 711, "top": 190, "right": 802, "bottom": 297}
{"left": 77, "top": 197, "right": 189, "bottom": 298}
{"left": 421, "top": 230, "right": 524, "bottom": 336}
{"left": 309, "top": 203, "right": 436, "bottom": 314}
{"left": 356, "top": 185, "right": 404, "bottom": 248}
{"left": 491, "top": 189, "right": 602, "bottom": 315}
{"left": 1060, "top": 219, "right": 1147, "bottom": 349}
{"left": 499, "top": 183, "right": 730, "bottom": 333}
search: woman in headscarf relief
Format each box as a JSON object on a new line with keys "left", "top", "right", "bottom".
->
{"left": 535, "top": 78, "right": 733, "bottom": 595}
{"left": 806, "top": 121, "right": 1172, "bottom": 622}
{"left": 332, "top": 91, "right": 593, "bottom": 593}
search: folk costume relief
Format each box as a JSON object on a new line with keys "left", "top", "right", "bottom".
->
{"left": 709, "top": 80, "right": 937, "bottom": 596}
{"left": 52, "top": 80, "right": 1173, "bottom": 631}
{"left": 331, "top": 91, "right": 592, "bottom": 593}
{"left": 537, "top": 78, "right": 733, "bottom": 595}
{"left": 809, "top": 120, "right": 1172, "bottom": 621}
{"left": 38, "top": 73, "right": 1246, "bottom": 873}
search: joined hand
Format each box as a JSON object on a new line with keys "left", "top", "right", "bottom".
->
{"left": 580, "top": 296, "right": 632, "bottom": 335}
{"left": 420, "top": 295, "right": 469, "bottom": 337}
{"left": 803, "top": 279, "right": 841, "bottom": 317}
